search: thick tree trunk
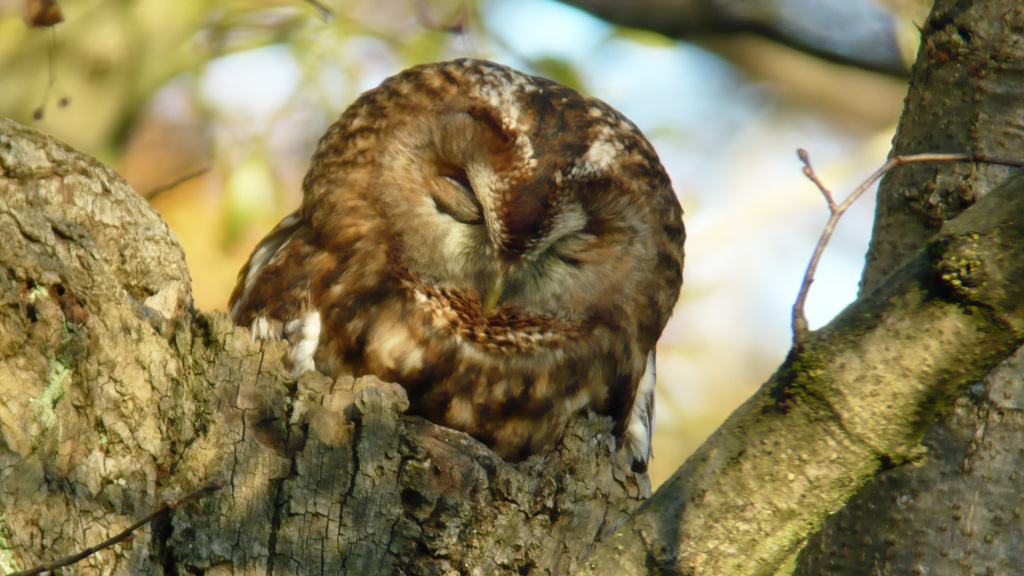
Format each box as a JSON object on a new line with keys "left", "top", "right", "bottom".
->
{"left": 796, "top": 0, "right": 1024, "bottom": 573}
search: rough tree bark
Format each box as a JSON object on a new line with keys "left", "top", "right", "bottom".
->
{"left": 796, "top": 0, "right": 1024, "bottom": 573}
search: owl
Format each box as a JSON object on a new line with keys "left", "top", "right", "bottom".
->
{"left": 229, "top": 58, "right": 684, "bottom": 472}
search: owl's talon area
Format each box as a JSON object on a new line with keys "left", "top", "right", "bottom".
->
{"left": 250, "top": 316, "right": 282, "bottom": 342}
{"left": 286, "top": 311, "right": 321, "bottom": 376}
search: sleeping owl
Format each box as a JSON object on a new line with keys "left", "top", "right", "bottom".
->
{"left": 229, "top": 58, "right": 685, "bottom": 472}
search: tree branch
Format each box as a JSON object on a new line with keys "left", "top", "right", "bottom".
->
{"left": 797, "top": 0, "right": 1024, "bottom": 571}
{"left": 552, "top": 0, "right": 909, "bottom": 75}
{"left": 791, "top": 150, "right": 1024, "bottom": 340}
{"left": 578, "top": 168, "right": 1024, "bottom": 574}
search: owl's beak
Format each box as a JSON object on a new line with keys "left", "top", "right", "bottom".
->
{"left": 481, "top": 270, "right": 506, "bottom": 316}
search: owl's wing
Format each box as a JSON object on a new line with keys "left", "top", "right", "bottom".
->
{"left": 230, "top": 213, "right": 300, "bottom": 321}
{"left": 229, "top": 212, "right": 322, "bottom": 374}
{"left": 624, "top": 350, "right": 657, "bottom": 472}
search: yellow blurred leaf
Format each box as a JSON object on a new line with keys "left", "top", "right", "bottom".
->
{"left": 223, "top": 151, "right": 278, "bottom": 244}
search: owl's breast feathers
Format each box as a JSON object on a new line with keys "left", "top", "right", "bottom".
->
{"left": 229, "top": 58, "right": 684, "bottom": 471}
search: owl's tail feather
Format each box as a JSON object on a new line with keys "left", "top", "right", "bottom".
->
{"left": 624, "top": 349, "right": 656, "bottom": 473}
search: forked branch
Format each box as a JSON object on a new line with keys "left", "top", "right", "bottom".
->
{"left": 791, "top": 150, "right": 1024, "bottom": 341}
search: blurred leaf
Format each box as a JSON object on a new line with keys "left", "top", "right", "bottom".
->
{"left": 525, "top": 55, "right": 584, "bottom": 90}
{"left": 609, "top": 26, "right": 675, "bottom": 49}
{"left": 223, "top": 151, "right": 278, "bottom": 245}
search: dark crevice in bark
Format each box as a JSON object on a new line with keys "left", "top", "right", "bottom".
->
{"left": 265, "top": 475, "right": 285, "bottom": 576}
{"left": 267, "top": 374, "right": 303, "bottom": 576}
{"left": 154, "top": 513, "right": 178, "bottom": 576}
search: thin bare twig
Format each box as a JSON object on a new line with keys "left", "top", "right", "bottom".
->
{"left": 32, "top": 28, "right": 70, "bottom": 121}
{"left": 6, "top": 479, "right": 225, "bottom": 576}
{"left": 303, "top": 0, "right": 333, "bottom": 20}
{"left": 791, "top": 150, "right": 1024, "bottom": 342}
{"left": 142, "top": 166, "right": 210, "bottom": 200}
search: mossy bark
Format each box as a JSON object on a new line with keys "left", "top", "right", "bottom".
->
{"left": 796, "top": 1, "right": 1024, "bottom": 573}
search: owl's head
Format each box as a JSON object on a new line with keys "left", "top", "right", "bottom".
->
{"left": 305, "top": 59, "right": 680, "bottom": 332}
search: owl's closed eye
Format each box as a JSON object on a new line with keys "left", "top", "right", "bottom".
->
{"left": 229, "top": 58, "right": 685, "bottom": 472}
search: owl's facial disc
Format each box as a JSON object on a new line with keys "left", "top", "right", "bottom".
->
{"left": 394, "top": 108, "right": 604, "bottom": 318}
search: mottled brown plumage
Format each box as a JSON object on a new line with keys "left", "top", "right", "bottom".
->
{"left": 229, "top": 58, "right": 685, "bottom": 470}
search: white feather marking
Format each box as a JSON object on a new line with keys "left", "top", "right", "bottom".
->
{"left": 399, "top": 347, "right": 426, "bottom": 373}
{"left": 625, "top": 350, "right": 657, "bottom": 471}
{"left": 367, "top": 323, "right": 420, "bottom": 372}
{"left": 467, "top": 161, "right": 508, "bottom": 249}
{"left": 580, "top": 124, "right": 624, "bottom": 172}
{"left": 438, "top": 218, "right": 478, "bottom": 274}
{"left": 446, "top": 396, "right": 476, "bottom": 428}
{"left": 513, "top": 133, "right": 536, "bottom": 170}
{"left": 285, "top": 311, "right": 320, "bottom": 376}
{"left": 563, "top": 390, "right": 591, "bottom": 416}
{"left": 250, "top": 316, "right": 277, "bottom": 342}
